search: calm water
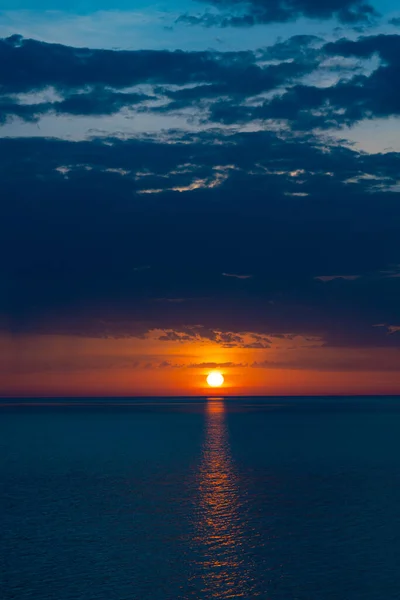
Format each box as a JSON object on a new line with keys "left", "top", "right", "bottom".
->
{"left": 2, "top": 397, "right": 400, "bottom": 599}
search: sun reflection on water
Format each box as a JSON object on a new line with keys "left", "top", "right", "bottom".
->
{"left": 193, "top": 398, "right": 257, "bottom": 598}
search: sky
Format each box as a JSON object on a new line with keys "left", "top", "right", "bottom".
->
{"left": 1, "top": 0, "right": 400, "bottom": 396}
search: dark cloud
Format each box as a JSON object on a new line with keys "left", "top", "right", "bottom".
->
{"left": 155, "top": 328, "right": 270, "bottom": 347}
{"left": 261, "top": 34, "right": 322, "bottom": 60}
{"left": 155, "top": 57, "right": 315, "bottom": 112}
{"left": 0, "top": 89, "right": 151, "bottom": 123}
{"left": 155, "top": 360, "right": 246, "bottom": 369}
{"left": 251, "top": 353, "right": 400, "bottom": 371}
{"left": 186, "top": 362, "right": 246, "bottom": 368}
{"left": 0, "top": 35, "right": 316, "bottom": 121}
{"left": 1, "top": 34, "right": 240, "bottom": 92}
{"left": 325, "top": 33, "right": 400, "bottom": 60}
{"left": 315, "top": 275, "right": 360, "bottom": 282}
{"left": 1, "top": 129, "right": 400, "bottom": 349}
{"left": 222, "top": 273, "right": 253, "bottom": 279}
{"left": 177, "top": 0, "right": 377, "bottom": 27}
{"left": 206, "top": 33, "right": 400, "bottom": 129}
{"left": 3, "top": 33, "right": 400, "bottom": 132}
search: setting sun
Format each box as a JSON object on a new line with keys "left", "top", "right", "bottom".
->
{"left": 206, "top": 371, "right": 224, "bottom": 387}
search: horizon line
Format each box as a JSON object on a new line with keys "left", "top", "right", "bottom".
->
{"left": 2, "top": 394, "right": 400, "bottom": 400}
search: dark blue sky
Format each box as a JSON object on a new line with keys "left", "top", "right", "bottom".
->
{"left": 1, "top": 0, "right": 400, "bottom": 394}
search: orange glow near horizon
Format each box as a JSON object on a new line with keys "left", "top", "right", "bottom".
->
{"left": 2, "top": 332, "right": 400, "bottom": 397}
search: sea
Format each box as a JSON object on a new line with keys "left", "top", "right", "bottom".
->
{"left": 2, "top": 396, "right": 400, "bottom": 600}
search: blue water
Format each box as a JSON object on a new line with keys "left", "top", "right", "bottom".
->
{"left": 2, "top": 397, "right": 400, "bottom": 599}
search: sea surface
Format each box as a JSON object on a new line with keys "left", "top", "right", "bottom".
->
{"left": 2, "top": 396, "right": 400, "bottom": 600}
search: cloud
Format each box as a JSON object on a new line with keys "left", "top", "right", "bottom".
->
{"left": 1, "top": 34, "right": 229, "bottom": 92}
{"left": 157, "top": 360, "right": 183, "bottom": 369}
{"left": 268, "top": 34, "right": 400, "bottom": 128}
{"left": 177, "top": 0, "right": 377, "bottom": 27}
{"left": 315, "top": 275, "right": 360, "bottom": 282}
{"left": 0, "top": 35, "right": 316, "bottom": 121}
{"left": 1, "top": 129, "right": 400, "bottom": 349}
{"left": 0, "top": 89, "right": 151, "bottom": 124}
{"left": 154, "top": 327, "right": 270, "bottom": 347}
{"left": 155, "top": 360, "right": 246, "bottom": 369}
{"left": 222, "top": 272, "right": 253, "bottom": 279}
{"left": 3, "top": 33, "right": 400, "bottom": 134}
{"left": 199, "top": 34, "right": 400, "bottom": 131}
{"left": 373, "top": 324, "right": 400, "bottom": 335}
{"left": 251, "top": 353, "right": 400, "bottom": 371}
{"left": 186, "top": 361, "right": 246, "bottom": 368}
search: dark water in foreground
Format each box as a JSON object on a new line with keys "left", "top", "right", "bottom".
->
{"left": 2, "top": 397, "right": 400, "bottom": 600}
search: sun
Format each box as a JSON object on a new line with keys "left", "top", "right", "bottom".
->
{"left": 207, "top": 371, "right": 224, "bottom": 387}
